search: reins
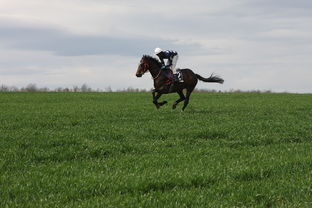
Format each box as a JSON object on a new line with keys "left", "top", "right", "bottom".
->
{"left": 152, "top": 69, "right": 162, "bottom": 80}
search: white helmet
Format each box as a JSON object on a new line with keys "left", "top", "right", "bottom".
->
{"left": 154, "top": 47, "right": 162, "bottom": 55}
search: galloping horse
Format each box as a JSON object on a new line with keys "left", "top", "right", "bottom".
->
{"left": 136, "top": 55, "right": 224, "bottom": 111}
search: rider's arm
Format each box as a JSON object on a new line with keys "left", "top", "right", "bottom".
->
{"left": 156, "top": 53, "right": 165, "bottom": 65}
{"left": 165, "top": 56, "right": 173, "bottom": 67}
{"left": 160, "top": 58, "right": 165, "bottom": 65}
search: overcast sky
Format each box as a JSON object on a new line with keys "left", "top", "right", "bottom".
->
{"left": 0, "top": 0, "right": 311, "bottom": 92}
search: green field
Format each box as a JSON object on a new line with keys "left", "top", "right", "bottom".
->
{"left": 1, "top": 92, "right": 312, "bottom": 207}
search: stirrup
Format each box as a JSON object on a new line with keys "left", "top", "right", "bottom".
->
{"left": 173, "top": 74, "right": 179, "bottom": 82}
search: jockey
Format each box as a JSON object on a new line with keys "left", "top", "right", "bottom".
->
{"left": 154, "top": 47, "right": 181, "bottom": 82}
{"left": 154, "top": 48, "right": 179, "bottom": 72}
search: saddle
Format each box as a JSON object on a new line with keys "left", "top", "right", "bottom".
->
{"left": 164, "top": 70, "right": 173, "bottom": 85}
{"left": 164, "top": 69, "right": 183, "bottom": 85}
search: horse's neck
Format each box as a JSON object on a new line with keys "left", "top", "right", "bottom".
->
{"left": 149, "top": 64, "right": 161, "bottom": 78}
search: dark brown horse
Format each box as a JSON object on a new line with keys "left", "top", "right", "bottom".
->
{"left": 136, "top": 55, "right": 224, "bottom": 111}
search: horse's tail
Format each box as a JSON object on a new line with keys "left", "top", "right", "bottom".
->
{"left": 195, "top": 73, "right": 224, "bottom": 84}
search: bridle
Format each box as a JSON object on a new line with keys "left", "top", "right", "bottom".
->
{"left": 138, "top": 61, "right": 148, "bottom": 75}
{"left": 139, "top": 60, "right": 162, "bottom": 80}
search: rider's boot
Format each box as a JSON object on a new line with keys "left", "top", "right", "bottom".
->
{"left": 173, "top": 73, "right": 179, "bottom": 82}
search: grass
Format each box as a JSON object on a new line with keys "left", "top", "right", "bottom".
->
{"left": 0, "top": 92, "right": 312, "bottom": 207}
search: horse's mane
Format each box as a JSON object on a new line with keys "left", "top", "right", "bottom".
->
{"left": 142, "top": 55, "right": 162, "bottom": 67}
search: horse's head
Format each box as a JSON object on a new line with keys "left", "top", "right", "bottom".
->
{"left": 136, "top": 57, "right": 149, "bottom": 77}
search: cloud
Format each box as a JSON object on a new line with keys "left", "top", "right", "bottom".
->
{"left": 0, "top": 1, "right": 312, "bottom": 93}
{"left": 0, "top": 21, "right": 205, "bottom": 57}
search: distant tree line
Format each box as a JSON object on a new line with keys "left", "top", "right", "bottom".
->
{"left": 0, "top": 83, "right": 150, "bottom": 92}
{"left": 194, "top": 88, "right": 272, "bottom": 93}
{"left": 0, "top": 83, "right": 273, "bottom": 93}
{"left": 0, "top": 83, "right": 99, "bottom": 92}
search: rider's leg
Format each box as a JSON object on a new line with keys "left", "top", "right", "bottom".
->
{"left": 172, "top": 70, "right": 179, "bottom": 82}
{"left": 171, "top": 55, "right": 179, "bottom": 73}
{"left": 169, "top": 55, "right": 179, "bottom": 82}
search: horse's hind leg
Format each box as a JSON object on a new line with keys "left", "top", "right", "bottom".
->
{"left": 172, "top": 90, "right": 185, "bottom": 109}
{"left": 182, "top": 88, "right": 194, "bottom": 111}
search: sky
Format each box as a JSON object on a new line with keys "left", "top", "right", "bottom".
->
{"left": 0, "top": 0, "right": 311, "bottom": 92}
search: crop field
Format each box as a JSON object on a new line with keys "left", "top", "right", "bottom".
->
{"left": 1, "top": 92, "right": 312, "bottom": 207}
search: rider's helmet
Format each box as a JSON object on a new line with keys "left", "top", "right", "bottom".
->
{"left": 154, "top": 48, "right": 162, "bottom": 55}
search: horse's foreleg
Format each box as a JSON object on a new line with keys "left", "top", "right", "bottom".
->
{"left": 152, "top": 90, "right": 159, "bottom": 109}
{"left": 152, "top": 91, "right": 162, "bottom": 109}
{"left": 152, "top": 91, "right": 167, "bottom": 109}
{"left": 172, "top": 90, "right": 185, "bottom": 109}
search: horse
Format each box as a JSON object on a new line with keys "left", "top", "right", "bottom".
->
{"left": 136, "top": 55, "right": 224, "bottom": 111}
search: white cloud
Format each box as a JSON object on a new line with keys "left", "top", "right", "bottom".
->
{"left": 0, "top": 0, "right": 311, "bottom": 92}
